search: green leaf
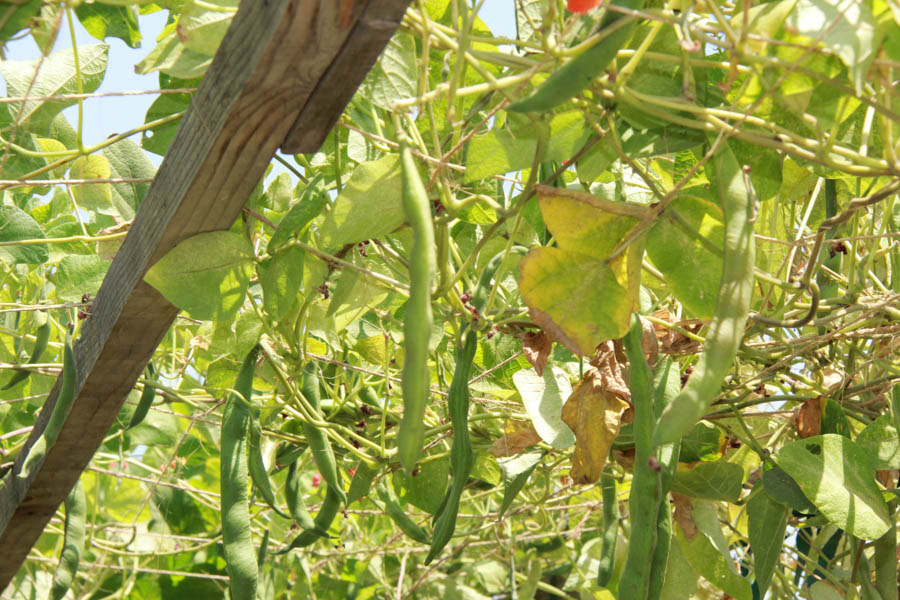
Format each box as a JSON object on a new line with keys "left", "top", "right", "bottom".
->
{"left": 762, "top": 465, "right": 817, "bottom": 513}
{"left": 646, "top": 190, "right": 723, "bottom": 319}
{"left": 258, "top": 246, "right": 304, "bottom": 321}
{"left": 361, "top": 32, "right": 417, "bottom": 110}
{"left": 54, "top": 255, "right": 110, "bottom": 302}
{"left": 269, "top": 175, "right": 328, "bottom": 251}
{"left": 464, "top": 111, "right": 591, "bottom": 182}
{"left": 786, "top": 0, "right": 879, "bottom": 93}
{"left": 0, "top": 44, "right": 108, "bottom": 135}
{"left": 746, "top": 484, "right": 789, "bottom": 596}
{"left": 674, "top": 521, "right": 752, "bottom": 600}
{"left": 135, "top": 24, "right": 212, "bottom": 79}
{"left": 103, "top": 138, "right": 156, "bottom": 217}
{"left": 774, "top": 434, "right": 891, "bottom": 539}
{"left": 512, "top": 367, "right": 574, "bottom": 450}
{"left": 0, "top": 0, "right": 42, "bottom": 46}
{"left": 392, "top": 456, "right": 449, "bottom": 515}
{"left": 855, "top": 415, "right": 900, "bottom": 469}
{"left": 317, "top": 155, "right": 405, "bottom": 250}
{"left": 678, "top": 422, "right": 726, "bottom": 463}
{"left": 75, "top": 2, "right": 142, "bottom": 48}
{"left": 144, "top": 231, "right": 254, "bottom": 321}
{"left": 141, "top": 85, "right": 194, "bottom": 155}
{"left": 669, "top": 461, "right": 743, "bottom": 502}
{"left": 497, "top": 451, "right": 542, "bottom": 517}
{"left": 0, "top": 206, "right": 48, "bottom": 264}
{"left": 179, "top": 0, "right": 237, "bottom": 55}
{"left": 70, "top": 154, "right": 116, "bottom": 217}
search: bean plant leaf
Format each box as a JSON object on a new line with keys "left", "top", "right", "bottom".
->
{"left": 178, "top": 0, "right": 238, "bottom": 56}
{"left": 856, "top": 415, "right": 900, "bottom": 469}
{"left": 0, "top": 206, "right": 48, "bottom": 264}
{"left": 762, "top": 465, "right": 817, "bottom": 514}
{"left": 361, "top": 32, "right": 417, "bottom": 110}
{"left": 392, "top": 456, "right": 449, "bottom": 515}
{"left": 75, "top": 2, "right": 141, "bottom": 48}
{"left": 258, "top": 246, "right": 304, "bottom": 321}
{"left": 135, "top": 24, "right": 212, "bottom": 79}
{"left": 786, "top": 0, "right": 878, "bottom": 93}
{"left": 774, "top": 434, "right": 891, "bottom": 539}
{"left": 53, "top": 255, "right": 110, "bottom": 302}
{"left": 144, "top": 231, "right": 254, "bottom": 321}
{"left": 646, "top": 190, "right": 723, "bottom": 318}
{"left": 497, "top": 451, "right": 542, "bottom": 517}
{"left": 0, "top": 0, "right": 42, "bottom": 45}
{"left": 519, "top": 187, "right": 648, "bottom": 355}
{"left": 0, "top": 44, "right": 109, "bottom": 134}
{"left": 675, "top": 520, "right": 753, "bottom": 600}
{"left": 512, "top": 366, "right": 575, "bottom": 450}
{"left": 102, "top": 139, "right": 156, "bottom": 217}
{"left": 746, "top": 484, "right": 789, "bottom": 596}
{"left": 317, "top": 155, "right": 405, "bottom": 250}
{"left": 669, "top": 460, "right": 744, "bottom": 502}
{"left": 464, "top": 111, "right": 591, "bottom": 182}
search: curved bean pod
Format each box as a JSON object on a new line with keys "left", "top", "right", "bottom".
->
{"left": 127, "top": 363, "right": 156, "bottom": 430}
{"left": 248, "top": 411, "right": 291, "bottom": 519}
{"left": 653, "top": 140, "right": 755, "bottom": 445}
{"left": 299, "top": 362, "right": 347, "bottom": 506}
{"left": 49, "top": 478, "right": 86, "bottom": 600}
{"left": 376, "top": 480, "right": 430, "bottom": 545}
{"left": 397, "top": 137, "right": 437, "bottom": 473}
{"left": 596, "top": 469, "right": 618, "bottom": 587}
{"left": 284, "top": 459, "right": 325, "bottom": 534}
{"left": 220, "top": 346, "right": 260, "bottom": 600}
{"left": 18, "top": 330, "right": 77, "bottom": 481}
{"left": 508, "top": 0, "right": 646, "bottom": 113}
{"left": 276, "top": 484, "right": 343, "bottom": 554}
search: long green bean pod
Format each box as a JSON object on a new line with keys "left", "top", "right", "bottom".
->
{"left": 508, "top": 0, "right": 646, "bottom": 113}
{"left": 425, "top": 329, "right": 477, "bottom": 565}
{"left": 653, "top": 140, "right": 755, "bottom": 446}
{"left": 276, "top": 484, "right": 343, "bottom": 553}
{"left": 376, "top": 480, "right": 430, "bottom": 545}
{"left": 397, "top": 136, "right": 437, "bottom": 473}
{"left": 299, "top": 362, "right": 347, "bottom": 506}
{"left": 127, "top": 363, "right": 156, "bottom": 430}
{"left": 3, "top": 310, "right": 50, "bottom": 390}
{"left": 284, "top": 459, "right": 326, "bottom": 534}
{"left": 596, "top": 469, "right": 618, "bottom": 587}
{"left": 19, "top": 330, "right": 77, "bottom": 481}
{"left": 248, "top": 410, "right": 291, "bottom": 519}
{"left": 618, "top": 319, "right": 664, "bottom": 598}
{"left": 49, "top": 478, "right": 86, "bottom": 600}
{"left": 220, "top": 345, "right": 260, "bottom": 600}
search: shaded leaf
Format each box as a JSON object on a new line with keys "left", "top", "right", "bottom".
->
{"left": 746, "top": 483, "right": 788, "bottom": 596}
{"left": 669, "top": 460, "right": 743, "bottom": 502}
{"left": 512, "top": 367, "right": 575, "bottom": 450}
{"left": 144, "top": 231, "right": 254, "bottom": 321}
{"left": 497, "top": 451, "right": 542, "bottom": 517}
{"left": 774, "top": 434, "right": 891, "bottom": 539}
{"left": 54, "top": 255, "right": 109, "bottom": 302}
{"left": 0, "top": 206, "right": 48, "bottom": 264}
{"left": 856, "top": 415, "right": 900, "bottom": 470}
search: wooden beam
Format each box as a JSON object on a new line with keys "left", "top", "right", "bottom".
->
{"left": 0, "top": 0, "right": 410, "bottom": 589}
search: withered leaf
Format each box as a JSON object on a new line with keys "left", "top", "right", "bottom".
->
{"left": 561, "top": 368, "right": 629, "bottom": 484}
{"left": 490, "top": 419, "right": 543, "bottom": 457}
{"left": 672, "top": 492, "right": 698, "bottom": 540}
{"left": 587, "top": 341, "right": 630, "bottom": 401}
{"left": 521, "top": 330, "right": 552, "bottom": 376}
{"left": 794, "top": 398, "right": 821, "bottom": 438}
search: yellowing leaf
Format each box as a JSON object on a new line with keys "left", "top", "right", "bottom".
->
{"left": 561, "top": 369, "right": 629, "bottom": 485}
{"left": 518, "top": 187, "right": 648, "bottom": 356}
{"left": 490, "top": 419, "right": 543, "bottom": 457}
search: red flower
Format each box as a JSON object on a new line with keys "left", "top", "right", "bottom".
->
{"left": 312, "top": 473, "right": 321, "bottom": 487}
{"left": 567, "top": 0, "right": 603, "bottom": 13}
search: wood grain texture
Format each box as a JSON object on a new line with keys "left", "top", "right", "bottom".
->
{"left": 0, "top": 0, "right": 410, "bottom": 589}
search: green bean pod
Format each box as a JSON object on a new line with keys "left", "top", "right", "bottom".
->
{"left": 376, "top": 480, "right": 430, "bottom": 545}
{"left": 127, "top": 363, "right": 156, "bottom": 430}
{"left": 596, "top": 469, "right": 618, "bottom": 587}
{"left": 618, "top": 319, "right": 664, "bottom": 599}
{"left": 49, "top": 478, "right": 86, "bottom": 600}
{"left": 276, "top": 484, "right": 343, "bottom": 553}
{"left": 646, "top": 498, "right": 672, "bottom": 600}
{"left": 653, "top": 140, "right": 756, "bottom": 445}
{"left": 248, "top": 411, "right": 291, "bottom": 519}
{"left": 220, "top": 346, "right": 260, "bottom": 600}
{"left": 397, "top": 138, "right": 437, "bottom": 473}
{"left": 19, "top": 330, "right": 77, "bottom": 481}
{"left": 508, "top": 0, "right": 646, "bottom": 113}
{"left": 284, "top": 459, "right": 325, "bottom": 534}
{"left": 3, "top": 311, "right": 50, "bottom": 391}
{"left": 425, "top": 329, "right": 477, "bottom": 565}
{"left": 299, "top": 362, "right": 347, "bottom": 506}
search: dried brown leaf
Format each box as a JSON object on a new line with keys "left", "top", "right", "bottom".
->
{"left": 521, "top": 330, "right": 552, "bottom": 376}
{"left": 795, "top": 398, "right": 822, "bottom": 438}
{"left": 672, "top": 493, "right": 698, "bottom": 540}
{"left": 561, "top": 369, "right": 629, "bottom": 484}
{"left": 588, "top": 341, "right": 630, "bottom": 401}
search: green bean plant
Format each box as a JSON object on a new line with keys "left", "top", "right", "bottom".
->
{"left": 1, "top": 0, "right": 899, "bottom": 598}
